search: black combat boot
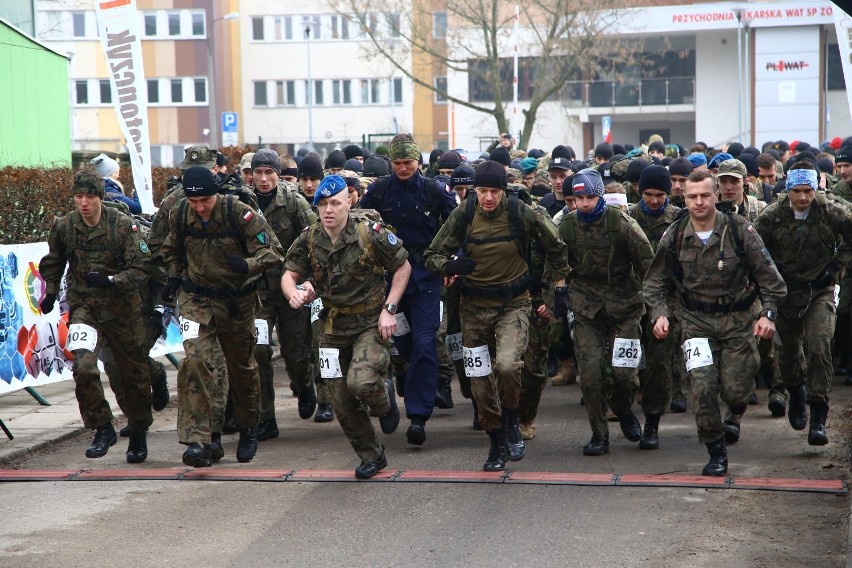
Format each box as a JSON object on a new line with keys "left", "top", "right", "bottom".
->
{"left": 639, "top": 413, "right": 661, "bottom": 450}
{"left": 669, "top": 398, "right": 687, "bottom": 413}
{"left": 483, "top": 429, "right": 507, "bottom": 471}
{"left": 471, "top": 399, "right": 482, "bottom": 431}
{"left": 379, "top": 379, "right": 401, "bottom": 434}
{"left": 723, "top": 421, "right": 740, "bottom": 444}
{"left": 434, "top": 378, "right": 454, "bottom": 409}
{"left": 236, "top": 426, "right": 259, "bottom": 463}
{"left": 126, "top": 431, "right": 148, "bottom": 464}
{"left": 502, "top": 407, "right": 526, "bottom": 461}
{"left": 582, "top": 434, "right": 609, "bottom": 456}
{"left": 119, "top": 425, "right": 131, "bottom": 437}
{"left": 616, "top": 410, "right": 642, "bottom": 442}
{"left": 256, "top": 417, "right": 279, "bottom": 441}
{"left": 406, "top": 417, "right": 426, "bottom": 446}
{"left": 151, "top": 370, "right": 170, "bottom": 411}
{"left": 788, "top": 384, "right": 808, "bottom": 430}
{"left": 314, "top": 403, "right": 334, "bottom": 423}
{"left": 807, "top": 401, "right": 829, "bottom": 446}
{"left": 702, "top": 439, "right": 728, "bottom": 477}
{"left": 85, "top": 423, "right": 118, "bottom": 458}
{"left": 182, "top": 442, "right": 212, "bottom": 468}
{"left": 355, "top": 446, "right": 388, "bottom": 479}
{"left": 297, "top": 385, "right": 317, "bottom": 419}
{"left": 210, "top": 432, "right": 224, "bottom": 461}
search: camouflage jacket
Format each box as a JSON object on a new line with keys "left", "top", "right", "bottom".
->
{"left": 285, "top": 215, "right": 408, "bottom": 337}
{"left": 754, "top": 192, "right": 852, "bottom": 290}
{"left": 558, "top": 207, "right": 653, "bottom": 320}
{"left": 644, "top": 211, "right": 787, "bottom": 321}
{"left": 40, "top": 207, "right": 150, "bottom": 319}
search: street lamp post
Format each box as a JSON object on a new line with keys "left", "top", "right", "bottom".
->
{"left": 207, "top": 11, "right": 239, "bottom": 148}
{"left": 305, "top": 25, "right": 314, "bottom": 150}
{"left": 734, "top": 8, "right": 743, "bottom": 143}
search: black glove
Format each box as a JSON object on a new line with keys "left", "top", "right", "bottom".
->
{"left": 554, "top": 285, "right": 569, "bottom": 318}
{"left": 812, "top": 261, "right": 841, "bottom": 289}
{"left": 40, "top": 293, "right": 57, "bottom": 314}
{"left": 84, "top": 272, "right": 115, "bottom": 289}
{"left": 226, "top": 255, "right": 249, "bottom": 274}
{"left": 161, "top": 276, "right": 181, "bottom": 302}
{"left": 444, "top": 256, "right": 477, "bottom": 276}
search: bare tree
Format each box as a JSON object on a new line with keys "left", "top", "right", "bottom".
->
{"left": 333, "top": 0, "right": 640, "bottom": 148}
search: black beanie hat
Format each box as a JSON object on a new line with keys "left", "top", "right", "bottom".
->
{"left": 325, "top": 149, "right": 347, "bottom": 169}
{"left": 668, "top": 157, "right": 694, "bottom": 177}
{"left": 648, "top": 141, "right": 665, "bottom": 154}
{"left": 727, "top": 142, "right": 744, "bottom": 158}
{"left": 835, "top": 147, "right": 852, "bottom": 165}
{"left": 429, "top": 148, "right": 444, "bottom": 166}
{"left": 594, "top": 142, "right": 614, "bottom": 160}
{"left": 738, "top": 153, "right": 759, "bottom": 177}
{"left": 474, "top": 160, "right": 507, "bottom": 189}
{"left": 344, "top": 158, "right": 363, "bottom": 173}
{"left": 450, "top": 164, "right": 475, "bottom": 188}
{"left": 362, "top": 156, "right": 389, "bottom": 177}
{"left": 251, "top": 148, "right": 281, "bottom": 174}
{"left": 183, "top": 166, "right": 218, "bottom": 197}
{"left": 638, "top": 164, "right": 672, "bottom": 195}
{"left": 612, "top": 144, "right": 627, "bottom": 156}
{"left": 627, "top": 159, "right": 650, "bottom": 183}
{"left": 342, "top": 144, "right": 364, "bottom": 160}
{"left": 551, "top": 145, "right": 574, "bottom": 161}
{"left": 437, "top": 151, "right": 462, "bottom": 170}
{"left": 489, "top": 147, "right": 511, "bottom": 167}
{"left": 298, "top": 154, "right": 324, "bottom": 179}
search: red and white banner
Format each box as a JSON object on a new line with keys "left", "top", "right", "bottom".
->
{"left": 95, "top": 0, "right": 154, "bottom": 214}
{"left": 834, "top": 9, "right": 852, "bottom": 125}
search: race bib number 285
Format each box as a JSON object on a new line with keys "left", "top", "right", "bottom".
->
{"left": 463, "top": 345, "right": 492, "bottom": 377}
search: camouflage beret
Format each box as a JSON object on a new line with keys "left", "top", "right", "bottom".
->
{"left": 72, "top": 169, "right": 105, "bottom": 197}
{"left": 506, "top": 168, "right": 523, "bottom": 183}
{"left": 181, "top": 145, "right": 217, "bottom": 170}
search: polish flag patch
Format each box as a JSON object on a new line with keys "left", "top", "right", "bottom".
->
{"left": 243, "top": 210, "right": 254, "bottom": 222}
{"left": 131, "top": 224, "right": 138, "bottom": 232}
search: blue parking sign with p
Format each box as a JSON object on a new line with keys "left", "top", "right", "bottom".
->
{"left": 222, "top": 112, "right": 238, "bottom": 133}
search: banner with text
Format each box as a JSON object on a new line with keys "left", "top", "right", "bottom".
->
{"left": 95, "top": 0, "right": 154, "bottom": 214}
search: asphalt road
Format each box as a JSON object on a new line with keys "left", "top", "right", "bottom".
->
{"left": 1, "top": 368, "right": 850, "bottom": 568}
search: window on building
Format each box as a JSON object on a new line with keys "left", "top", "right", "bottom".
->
{"left": 315, "top": 80, "right": 324, "bottom": 105}
{"left": 100, "top": 80, "right": 112, "bottom": 104}
{"left": 302, "top": 15, "right": 321, "bottom": 39}
{"left": 273, "top": 16, "right": 282, "bottom": 40}
{"left": 252, "top": 16, "right": 264, "bottom": 40}
{"left": 72, "top": 12, "right": 86, "bottom": 37}
{"left": 385, "top": 12, "right": 400, "bottom": 37}
{"left": 168, "top": 13, "right": 180, "bottom": 36}
{"left": 276, "top": 81, "right": 296, "bottom": 106}
{"left": 304, "top": 80, "right": 311, "bottom": 104}
{"left": 286, "top": 80, "right": 296, "bottom": 105}
{"left": 433, "top": 11, "right": 447, "bottom": 39}
{"left": 827, "top": 43, "right": 844, "bottom": 91}
{"left": 392, "top": 77, "right": 403, "bottom": 104}
{"left": 331, "top": 15, "right": 350, "bottom": 39}
{"left": 194, "top": 78, "right": 206, "bottom": 102}
{"left": 75, "top": 80, "right": 88, "bottom": 104}
{"left": 192, "top": 12, "right": 205, "bottom": 36}
{"left": 284, "top": 16, "right": 293, "bottom": 40}
{"left": 171, "top": 78, "right": 183, "bottom": 102}
{"left": 147, "top": 79, "right": 159, "bottom": 103}
{"left": 254, "top": 81, "right": 268, "bottom": 106}
{"left": 434, "top": 76, "right": 448, "bottom": 103}
{"left": 361, "top": 79, "right": 380, "bottom": 104}
{"left": 144, "top": 13, "right": 157, "bottom": 36}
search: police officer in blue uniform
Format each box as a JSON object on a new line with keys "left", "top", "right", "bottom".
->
{"left": 359, "top": 133, "right": 457, "bottom": 445}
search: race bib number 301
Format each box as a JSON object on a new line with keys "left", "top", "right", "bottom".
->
{"left": 463, "top": 345, "right": 493, "bottom": 377}
{"left": 682, "top": 338, "right": 713, "bottom": 372}
{"left": 318, "top": 348, "right": 343, "bottom": 379}
{"left": 67, "top": 323, "right": 98, "bottom": 352}
{"left": 255, "top": 319, "right": 269, "bottom": 345}
{"left": 612, "top": 338, "right": 642, "bottom": 368}
{"left": 179, "top": 317, "right": 201, "bottom": 341}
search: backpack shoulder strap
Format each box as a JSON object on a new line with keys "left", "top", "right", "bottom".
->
{"left": 457, "top": 196, "right": 478, "bottom": 253}
{"left": 369, "top": 176, "right": 390, "bottom": 206}
{"left": 176, "top": 198, "right": 188, "bottom": 240}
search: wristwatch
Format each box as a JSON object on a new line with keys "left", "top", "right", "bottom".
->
{"left": 761, "top": 309, "right": 777, "bottom": 321}
{"left": 384, "top": 303, "right": 398, "bottom": 315}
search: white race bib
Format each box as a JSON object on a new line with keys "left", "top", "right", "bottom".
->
{"left": 310, "top": 298, "right": 324, "bottom": 323}
{"left": 179, "top": 316, "right": 201, "bottom": 341}
{"left": 445, "top": 332, "right": 464, "bottom": 361}
{"left": 393, "top": 313, "right": 411, "bottom": 336}
{"left": 463, "top": 345, "right": 492, "bottom": 377}
{"left": 835, "top": 284, "right": 840, "bottom": 308}
{"left": 682, "top": 338, "right": 713, "bottom": 372}
{"left": 439, "top": 301, "right": 444, "bottom": 323}
{"left": 318, "top": 348, "right": 343, "bottom": 378}
{"left": 66, "top": 323, "right": 98, "bottom": 352}
{"left": 255, "top": 319, "right": 269, "bottom": 345}
{"left": 612, "top": 338, "right": 642, "bottom": 368}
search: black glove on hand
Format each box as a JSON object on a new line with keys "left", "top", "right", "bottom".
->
{"left": 444, "top": 256, "right": 477, "bottom": 276}
{"left": 554, "top": 286, "right": 569, "bottom": 318}
{"left": 161, "top": 276, "right": 181, "bottom": 302}
{"left": 84, "top": 272, "right": 115, "bottom": 289}
{"left": 226, "top": 255, "right": 249, "bottom": 274}
{"left": 40, "top": 293, "right": 57, "bottom": 314}
{"left": 812, "top": 261, "right": 841, "bottom": 289}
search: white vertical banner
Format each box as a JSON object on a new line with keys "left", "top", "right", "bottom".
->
{"left": 95, "top": 0, "right": 154, "bottom": 214}
{"left": 834, "top": 10, "right": 852, "bottom": 123}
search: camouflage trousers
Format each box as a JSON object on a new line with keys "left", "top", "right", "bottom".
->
{"left": 256, "top": 299, "right": 313, "bottom": 421}
{"left": 445, "top": 284, "right": 472, "bottom": 398}
{"left": 460, "top": 300, "right": 530, "bottom": 433}
{"left": 103, "top": 311, "right": 167, "bottom": 411}
{"left": 320, "top": 327, "right": 391, "bottom": 463}
{"left": 776, "top": 287, "right": 835, "bottom": 404}
{"left": 311, "top": 314, "right": 332, "bottom": 406}
{"left": 680, "top": 309, "right": 759, "bottom": 444}
{"left": 574, "top": 310, "right": 641, "bottom": 440}
{"left": 71, "top": 307, "right": 152, "bottom": 433}
{"left": 436, "top": 299, "right": 455, "bottom": 384}
{"left": 638, "top": 313, "right": 679, "bottom": 415}
{"left": 517, "top": 305, "right": 552, "bottom": 424}
{"left": 176, "top": 293, "right": 260, "bottom": 444}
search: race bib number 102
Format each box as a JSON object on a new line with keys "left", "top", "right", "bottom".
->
{"left": 67, "top": 323, "right": 98, "bottom": 352}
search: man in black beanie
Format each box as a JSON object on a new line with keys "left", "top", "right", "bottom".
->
{"left": 436, "top": 151, "right": 462, "bottom": 177}
{"left": 594, "top": 142, "right": 614, "bottom": 165}
{"left": 625, "top": 158, "right": 650, "bottom": 203}
{"left": 325, "top": 149, "right": 347, "bottom": 173}
{"left": 298, "top": 153, "right": 324, "bottom": 203}
{"left": 668, "top": 157, "right": 693, "bottom": 208}
{"left": 490, "top": 147, "right": 511, "bottom": 169}
{"left": 342, "top": 144, "right": 365, "bottom": 163}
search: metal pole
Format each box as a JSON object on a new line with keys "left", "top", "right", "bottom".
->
{"left": 306, "top": 26, "right": 314, "bottom": 150}
{"left": 207, "top": 20, "right": 218, "bottom": 148}
{"left": 744, "top": 22, "right": 750, "bottom": 144}
{"left": 735, "top": 9, "right": 743, "bottom": 142}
